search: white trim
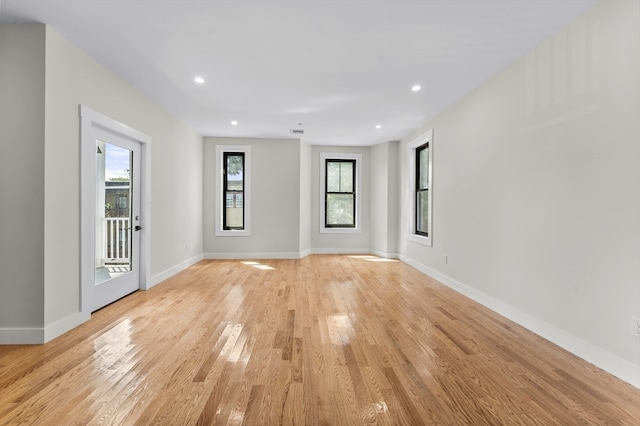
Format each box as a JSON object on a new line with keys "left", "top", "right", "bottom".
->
{"left": 215, "top": 145, "right": 251, "bottom": 236}
{"left": 0, "top": 328, "right": 44, "bottom": 344}
{"left": 369, "top": 249, "right": 399, "bottom": 259}
{"left": 310, "top": 248, "right": 370, "bottom": 255}
{"left": 299, "top": 248, "right": 313, "bottom": 259}
{"left": 80, "top": 105, "right": 151, "bottom": 317}
{"left": 400, "top": 255, "right": 640, "bottom": 389}
{"left": 204, "top": 249, "right": 387, "bottom": 259}
{"left": 407, "top": 129, "right": 433, "bottom": 247}
{"left": 44, "top": 311, "right": 90, "bottom": 343}
{"left": 319, "top": 152, "right": 362, "bottom": 234}
{"left": 204, "top": 251, "right": 304, "bottom": 259}
{"left": 150, "top": 254, "right": 204, "bottom": 287}
{"left": 204, "top": 249, "right": 390, "bottom": 259}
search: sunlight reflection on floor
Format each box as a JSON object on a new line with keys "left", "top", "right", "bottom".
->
{"left": 348, "top": 255, "right": 398, "bottom": 262}
{"left": 241, "top": 261, "right": 275, "bottom": 270}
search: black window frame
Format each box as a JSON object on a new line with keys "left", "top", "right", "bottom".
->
{"left": 415, "top": 142, "right": 429, "bottom": 237}
{"left": 223, "top": 151, "right": 244, "bottom": 230}
{"left": 324, "top": 159, "right": 356, "bottom": 228}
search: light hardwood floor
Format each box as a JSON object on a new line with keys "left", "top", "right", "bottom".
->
{"left": 1, "top": 255, "right": 638, "bottom": 425}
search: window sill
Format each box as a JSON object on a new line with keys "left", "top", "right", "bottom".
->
{"left": 215, "top": 229, "right": 250, "bottom": 237}
{"left": 408, "top": 233, "right": 432, "bottom": 247}
{"left": 320, "top": 227, "right": 361, "bottom": 234}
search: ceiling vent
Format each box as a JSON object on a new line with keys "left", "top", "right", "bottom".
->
{"left": 290, "top": 129, "right": 304, "bottom": 135}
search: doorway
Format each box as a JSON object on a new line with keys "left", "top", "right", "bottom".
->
{"left": 80, "top": 106, "right": 150, "bottom": 314}
{"left": 94, "top": 129, "right": 141, "bottom": 309}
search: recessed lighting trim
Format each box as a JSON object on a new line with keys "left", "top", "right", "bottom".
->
{"left": 375, "top": 125, "right": 382, "bottom": 129}
{"left": 194, "top": 76, "right": 205, "bottom": 84}
{"left": 411, "top": 84, "right": 422, "bottom": 92}
{"left": 230, "top": 120, "right": 238, "bottom": 126}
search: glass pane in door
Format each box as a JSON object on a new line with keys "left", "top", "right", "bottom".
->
{"left": 95, "top": 140, "right": 133, "bottom": 284}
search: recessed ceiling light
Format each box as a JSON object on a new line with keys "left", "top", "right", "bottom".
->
{"left": 230, "top": 120, "right": 238, "bottom": 126}
{"left": 194, "top": 76, "right": 205, "bottom": 84}
{"left": 375, "top": 125, "right": 382, "bottom": 129}
{"left": 411, "top": 84, "right": 422, "bottom": 92}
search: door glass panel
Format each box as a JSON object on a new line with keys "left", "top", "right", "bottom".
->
{"left": 96, "top": 140, "right": 133, "bottom": 284}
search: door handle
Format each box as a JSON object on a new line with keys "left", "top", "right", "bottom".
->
{"left": 134, "top": 225, "right": 142, "bottom": 231}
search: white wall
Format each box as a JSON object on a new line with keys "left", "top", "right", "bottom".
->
{"left": 299, "top": 141, "right": 312, "bottom": 255}
{"left": 203, "top": 137, "right": 302, "bottom": 258}
{"left": 386, "top": 142, "right": 399, "bottom": 255}
{"left": 370, "top": 141, "right": 399, "bottom": 258}
{"left": 43, "top": 27, "right": 203, "bottom": 331}
{"left": 0, "top": 24, "right": 46, "bottom": 340}
{"left": 0, "top": 25, "right": 204, "bottom": 342}
{"left": 203, "top": 139, "right": 375, "bottom": 258}
{"left": 398, "top": 0, "right": 639, "bottom": 385}
{"left": 310, "top": 145, "right": 370, "bottom": 253}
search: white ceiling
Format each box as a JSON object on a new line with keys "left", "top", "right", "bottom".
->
{"left": 1, "top": 0, "right": 600, "bottom": 146}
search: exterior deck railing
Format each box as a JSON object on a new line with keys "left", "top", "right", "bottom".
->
{"left": 104, "top": 217, "right": 130, "bottom": 264}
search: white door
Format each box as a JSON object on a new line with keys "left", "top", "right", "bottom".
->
{"left": 93, "top": 127, "right": 141, "bottom": 311}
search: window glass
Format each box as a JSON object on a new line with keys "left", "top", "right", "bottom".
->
{"left": 226, "top": 154, "right": 244, "bottom": 190}
{"left": 418, "top": 146, "right": 429, "bottom": 189}
{"left": 326, "top": 193, "right": 354, "bottom": 225}
{"left": 416, "top": 143, "right": 429, "bottom": 236}
{"left": 223, "top": 152, "right": 244, "bottom": 230}
{"left": 325, "top": 159, "right": 356, "bottom": 228}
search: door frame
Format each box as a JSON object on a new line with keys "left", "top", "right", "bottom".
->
{"left": 80, "top": 105, "right": 151, "bottom": 316}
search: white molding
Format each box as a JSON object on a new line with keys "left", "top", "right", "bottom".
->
{"left": 0, "top": 312, "right": 90, "bottom": 344}
{"left": 204, "top": 249, "right": 392, "bottom": 260}
{"left": 0, "top": 328, "right": 44, "bottom": 344}
{"left": 204, "top": 251, "right": 303, "bottom": 260}
{"left": 368, "top": 249, "right": 399, "bottom": 259}
{"left": 400, "top": 255, "right": 640, "bottom": 389}
{"left": 310, "top": 248, "right": 370, "bottom": 255}
{"left": 150, "top": 254, "right": 204, "bottom": 287}
{"left": 44, "top": 311, "right": 90, "bottom": 343}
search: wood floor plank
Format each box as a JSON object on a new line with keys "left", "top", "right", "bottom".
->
{"left": 1, "top": 255, "right": 638, "bottom": 425}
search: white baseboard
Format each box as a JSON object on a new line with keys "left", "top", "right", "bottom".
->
{"left": 150, "top": 253, "right": 204, "bottom": 288}
{"left": 310, "top": 248, "right": 370, "bottom": 255}
{"left": 44, "top": 311, "right": 91, "bottom": 343}
{"left": 369, "top": 249, "right": 399, "bottom": 259}
{"left": 0, "top": 327, "right": 44, "bottom": 344}
{"left": 0, "top": 311, "right": 92, "bottom": 344}
{"left": 203, "top": 249, "right": 393, "bottom": 260}
{"left": 400, "top": 256, "right": 640, "bottom": 389}
{"left": 204, "top": 251, "right": 306, "bottom": 259}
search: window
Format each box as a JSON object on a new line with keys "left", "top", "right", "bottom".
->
{"left": 407, "top": 130, "right": 433, "bottom": 246}
{"left": 320, "top": 152, "right": 362, "bottom": 233}
{"left": 416, "top": 143, "right": 429, "bottom": 236}
{"left": 215, "top": 145, "right": 250, "bottom": 236}
{"left": 325, "top": 159, "right": 356, "bottom": 228}
{"left": 223, "top": 152, "right": 244, "bottom": 230}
